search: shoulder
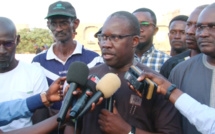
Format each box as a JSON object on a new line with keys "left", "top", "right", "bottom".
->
{"left": 89, "top": 63, "right": 108, "bottom": 78}
{"left": 169, "top": 54, "right": 203, "bottom": 78}
{"left": 154, "top": 49, "right": 171, "bottom": 57}
{"left": 18, "top": 61, "right": 44, "bottom": 75}
{"left": 161, "top": 50, "right": 190, "bottom": 68}
{"left": 82, "top": 48, "right": 99, "bottom": 57}
{"left": 88, "top": 56, "right": 104, "bottom": 68}
{"left": 174, "top": 54, "right": 202, "bottom": 69}
{"left": 90, "top": 63, "right": 106, "bottom": 72}
{"left": 32, "top": 51, "right": 47, "bottom": 62}
{"left": 136, "top": 62, "right": 161, "bottom": 76}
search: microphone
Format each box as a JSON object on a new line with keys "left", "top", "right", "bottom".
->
{"left": 69, "top": 74, "right": 100, "bottom": 119}
{"left": 77, "top": 73, "right": 121, "bottom": 118}
{"left": 57, "top": 61, "right": 89, "bottom": 122}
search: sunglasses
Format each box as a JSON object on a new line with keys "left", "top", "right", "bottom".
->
{"left": 0, "top": 41, "right": 16, "bottom": 48}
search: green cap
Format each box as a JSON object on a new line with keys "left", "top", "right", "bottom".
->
{"left": 45, "top": 1, "right": 76, "bottom": 19}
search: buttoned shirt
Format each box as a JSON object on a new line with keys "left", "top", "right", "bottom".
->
{"left": 134, "top": 45, "right": 170, "bottom": 72}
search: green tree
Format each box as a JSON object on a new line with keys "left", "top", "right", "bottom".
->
{"left": 16, "top": 28, "right": 54, "bottom": 54}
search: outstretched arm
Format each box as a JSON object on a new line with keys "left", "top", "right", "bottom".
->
{"left": 136, "top": 72, "right": 215, "bottom": 134}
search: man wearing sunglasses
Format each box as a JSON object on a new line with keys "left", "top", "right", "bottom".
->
{"left": 132, "top": 8, "right": 170, "bottom": 72}
{"left": 169, "top": 3, "right": 215, "bottom": 134}
{"left": 0, "top": 17, "right": 49, "bottom": 132}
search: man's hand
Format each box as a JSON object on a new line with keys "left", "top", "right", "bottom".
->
{"left": 98, "top": 103, "right": 130, "bottom": 134}
{"left": 46, "top": 77, "right": 66, "bottom": 102}
{"left": 137, "top": 72, "right": 172, "bottom": 96}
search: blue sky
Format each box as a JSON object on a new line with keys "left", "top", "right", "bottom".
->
{"left": 0, "top": 0, "right": 214, "bottom": 29}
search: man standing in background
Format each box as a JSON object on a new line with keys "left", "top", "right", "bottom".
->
{"left": 168, "top": 15, "right": 188, "bottom": 56}
{"left": 160, "top": 5, "right": 207, "bottom": 78}
{"left": 169, "top": 4, "right": 215, "bottom": 134}
{"left": 32, "top": 1, "right": 103, "bottom": 133}
{"left": 132, "top": 8, "right": 170, "bottom": 72}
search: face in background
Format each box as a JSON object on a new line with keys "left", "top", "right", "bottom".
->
{"left": 0, "top": 18, "right": 19, "bottom": 70}
{"left": 185, "top": 8, "right": 203, "bottom": 51}
{"left": 99, "top": 16, "right": 139, "bottom": 69}
{"left": 168, "top": 20, "right": 187, "bottom": 53}
{"left": 133, "top": 12, "right": 158, "bottom": 50}
{"left": 196, "top": 5, "right": 215, "bottom": 58}
{"left": 47, "top": 15, "right": 79, "bottom": 43}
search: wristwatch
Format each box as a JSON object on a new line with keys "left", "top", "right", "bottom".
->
{"left": 40, "top": 92, "right": 52, "bottom": 107}
{"left": 128, "top": 126, "right": 136, "bottom": 134}
{"left": 164, "top": 84, "right": 177, "bottom": 100}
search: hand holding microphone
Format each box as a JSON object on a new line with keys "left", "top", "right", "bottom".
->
{"left": 69, "top": 75, "right": 100, "bottom": 119}
{"left": 77, "top": 73, "right": 121, "bottom": 118}
{"left": 57, "top": 61, "right": 89, "bottom": 123}
{"left": 45, "top": 76, "right": 66, "bottom": 103}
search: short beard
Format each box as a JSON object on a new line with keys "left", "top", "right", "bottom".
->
{"left": 0, "top": 61, "right": 9, "bottom": 69}
{"left": 174, "top": 47, "right": 187, "bottom": 54}
{"left": 136, "top": 38, "right": 152, "bottom": 50}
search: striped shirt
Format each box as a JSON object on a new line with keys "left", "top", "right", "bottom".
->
{"left": 32, "top": 41, "right": 103, "bottom": 109}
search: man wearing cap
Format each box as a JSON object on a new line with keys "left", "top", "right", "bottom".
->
{"left": 32, "top": 2, "right": 103, "bottom": 133}
{"left": 32, "top": 1, "right": 103, "bottom": 114}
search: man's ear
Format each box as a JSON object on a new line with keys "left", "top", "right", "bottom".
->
{"left": 47, "top": 21, "right": 51, "bottom": 30}
{"left": 73, "top": 19, "right": 80, "bottom": 30}
{"left": 16, "top": 35, "right": 20, "bottom": 46}
{"left": 153, "top": 26, "right": 159, "bottom": 35}
{"left": 132, "top": 35, "right": 140, "bottom": 48}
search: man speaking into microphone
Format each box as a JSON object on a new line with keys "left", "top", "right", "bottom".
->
{"left": 64, "top": 11, "right": 181, "bottom": 134}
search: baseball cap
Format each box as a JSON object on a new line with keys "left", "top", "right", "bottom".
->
{"left": 45, "top": 1, "right": 76, "bottom": 19}
{"left": 94, "top": 27, "right": 102, "bottom": 38}
{"left": 44, "top": 45, "right": 48, "bottom": 48}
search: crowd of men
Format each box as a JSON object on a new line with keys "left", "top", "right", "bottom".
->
{"left": 0, "top": 1, "right": 215, "bottom": 134}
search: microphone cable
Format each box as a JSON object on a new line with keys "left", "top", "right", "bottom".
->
{"left": 74, "top": 118, "right": 78, "bottom": 134}
{"left": 57, "top": 121, "right": 61, "bottom": 134}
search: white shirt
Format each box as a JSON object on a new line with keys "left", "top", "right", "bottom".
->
{"left": 0, "top": 61, "right": 48, "bottom": 132}
{"left": 175, "top": 93, "right": 215, "bottom": 134}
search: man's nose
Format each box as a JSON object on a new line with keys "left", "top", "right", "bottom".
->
{"left": 0, "top": 45, "right": 6, "bottom": 55}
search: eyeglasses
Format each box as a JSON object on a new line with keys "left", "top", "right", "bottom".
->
{"left": 49, "top": 20, "right": 74, "bottom": 30}
{"left": 196, "top": 23, "right": 215, "bottom": 33}
{"left": 0, "top": 41, "right": 15, "bottom": 48}
{"left": 97, "top": 34, "right": 136, "bottom": 43}
{"left": 140, "top": 22, "right": 155, "bottom": 30}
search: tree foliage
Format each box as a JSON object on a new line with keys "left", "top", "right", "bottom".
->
{"left": 16, "top": 28, "right": 54, "bottom": 54}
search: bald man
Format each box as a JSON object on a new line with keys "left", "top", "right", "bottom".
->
{"left": 0, "top": 17, "right": 48, "bottom": 132}
{"left": 169, "top": 3, "right": 215, "bottom": 134}
{"left": 160, "top": 5, "right": 207, "bottom": 79}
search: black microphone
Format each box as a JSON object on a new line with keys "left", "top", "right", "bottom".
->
{"left": 107, "top": 96, "right": 114, "bottom": 112}
{"left": 69, "top": 74, "right": 100, "bottom": 119}
{"left": 57, "top": 61, "right": 89, "bottom": 122}
{"left": 77, "top": 73, "right": 121, "bottom": 118}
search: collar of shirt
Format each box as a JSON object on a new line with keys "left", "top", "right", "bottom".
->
{"left": 134, "top": 45, "right": 155, "bottom": 61}
{"left": 46, "top": 40, "right": 83, "bottom": 63}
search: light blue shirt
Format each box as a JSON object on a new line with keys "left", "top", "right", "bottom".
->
{"left": 0, "top": 99, "right": 32, "bottom": 126}
{"left": 0, "top": 93, "right": 44, "bottom": 127}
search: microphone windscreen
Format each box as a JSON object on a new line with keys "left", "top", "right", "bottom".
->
{"left": 96, "top": 73, "right": 121, "bottom": 98}
{"left": 86, "top": 74, "right": 100, "bottom": 93}
{"left": 66, "top": 61, "right": 89, "bottom": 86}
